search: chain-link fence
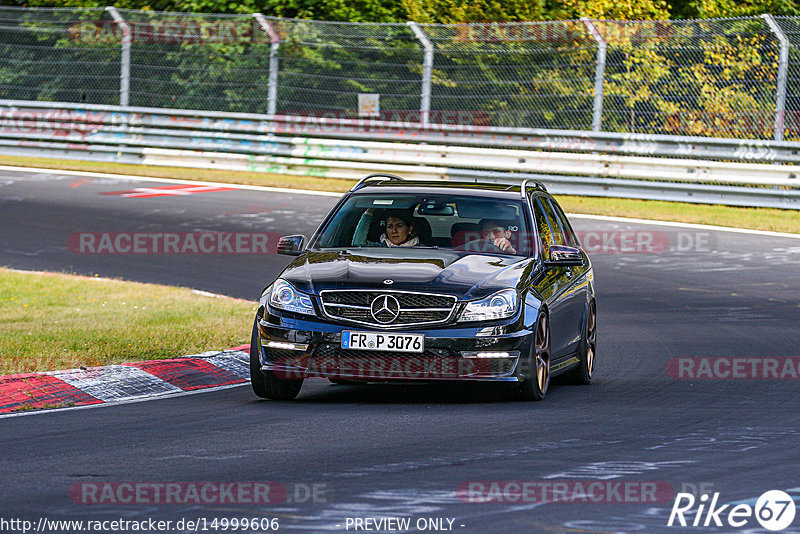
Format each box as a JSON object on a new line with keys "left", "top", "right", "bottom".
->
{"left": 2, "top": 7, "right": 800, "bottom": 140}
{"left": 775, "top": 16, "right": 800, "bottom": 141}
{"left": 116, "top": 9, "right": 273, "bottom": 112}
{"left": 420, "top": 21, "right": 598, "bottom": 129}
{"left": 0, "top": 7, "right": 120, "bottom": 104}
{"left": 270, "top": 19, "right": 423, "bottom": 119}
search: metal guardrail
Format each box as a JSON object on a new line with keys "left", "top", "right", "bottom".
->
{"left": 0, "top": 100, "right": 799, "bottom": 209}
{"left": 3, "top": 99, "right": 800, "bottom": 163}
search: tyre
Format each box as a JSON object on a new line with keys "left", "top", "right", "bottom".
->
{"left": 249, "top": 318, "right": 303, "bottom": 400}
{"left": 565, "top": 300, "right": 596, "bottom": 385}
{"left": 512, "top": 313, "right": 550, "bottom": 401}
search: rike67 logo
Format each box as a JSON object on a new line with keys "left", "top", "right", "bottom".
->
{"left": 668, "top": 490, "right": 796, "bottom": 531}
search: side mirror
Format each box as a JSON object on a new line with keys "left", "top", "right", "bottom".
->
{"left": 277, "top": 235, "right": 305, "bottom": 256}
{"left": 545, "top": 245, "right": 583, "bottom": 267}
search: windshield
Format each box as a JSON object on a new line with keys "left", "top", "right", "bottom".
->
{"left": 314, "top": 193, "right": 534, "bottom": 257}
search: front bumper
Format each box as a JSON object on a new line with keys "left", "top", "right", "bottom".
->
{"left": 257, "top": 311, "right": 533, "bottom": 382}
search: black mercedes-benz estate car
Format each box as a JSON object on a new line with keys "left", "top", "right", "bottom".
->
{"left": 251, "top": 174, "right": 596, "bottom": 401}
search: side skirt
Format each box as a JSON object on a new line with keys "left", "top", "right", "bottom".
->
{"left": 551, "top": 353, "right": 580, "bottom": 376}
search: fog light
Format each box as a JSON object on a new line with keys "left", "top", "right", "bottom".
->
{"left": 460, "top": 350, "right": 520, "bottom": 359}
{"left": 263, "top": 340, "right": 308, "bottom": 351}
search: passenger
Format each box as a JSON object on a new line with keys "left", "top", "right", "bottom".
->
{"left": 352, "top": 209, "right": 420, "bottom": 247}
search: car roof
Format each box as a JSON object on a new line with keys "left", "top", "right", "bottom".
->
{"left": 350, "top": 176, "right": 547, "bottom": 198}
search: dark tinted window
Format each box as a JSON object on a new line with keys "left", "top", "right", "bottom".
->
{"left": 532, "top": 198, "right": 558, "bottom": 260}
{"left": 546, "top": 198, "right": 580, "bottom": 248}
{"left": 534, "top": 197, "right": 571, "bottom": 262}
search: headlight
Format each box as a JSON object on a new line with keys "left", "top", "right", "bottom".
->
{"left": 458, "top": 289, "right": 518, "bottom": 322}
{"left": 268, "top": 279, "right": 315, "bottom": 316}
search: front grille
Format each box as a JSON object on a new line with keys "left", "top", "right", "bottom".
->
{"left": 320, "top": 290, "right": 457, "bottom": 328}
{"left": 323, "top": 292, "right": 454, "bottom": 309}
{"left": 262, "top": 348, "right": 300, "bottom": 364}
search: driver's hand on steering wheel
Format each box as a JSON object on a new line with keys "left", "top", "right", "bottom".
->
{"left": 493, "top": 237, "right": 516, "bottom": 254}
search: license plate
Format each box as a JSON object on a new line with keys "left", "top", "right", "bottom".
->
{"left": 342, "top": 331, "right": 424, "bottom": 353}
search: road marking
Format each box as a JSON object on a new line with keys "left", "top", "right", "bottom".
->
{"left": 0, "top": 164, "right": 342, "bottom": 197}
{"left": 0, "top": 164, "right": 797, "bottom": 237}
{"left": 101, "top": 184, "right": 237, "bottom": 198}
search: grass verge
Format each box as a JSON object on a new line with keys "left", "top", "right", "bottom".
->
{"left": 1, "top": 154, "right": 797, "bottom": 235}
{"left": 556, "top": 196, "right": 800, "bottom": 235}
{"left": 0, "top": 268, "right": 254, "bottom": 375}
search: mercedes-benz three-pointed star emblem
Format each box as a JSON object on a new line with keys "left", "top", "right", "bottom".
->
{"left": 370, "top": 295, "right": 401, "bottom": 324}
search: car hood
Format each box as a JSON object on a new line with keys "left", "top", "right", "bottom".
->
{"left": 280, "top": 248, "right": 535, "bottom": 300}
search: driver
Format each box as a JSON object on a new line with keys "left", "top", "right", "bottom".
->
{"left": 479, "top": 219, "right": 517, "bottom": 254}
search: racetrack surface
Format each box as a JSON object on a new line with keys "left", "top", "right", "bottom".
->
{"left": 1, "top": 169, "right": 799, "bottom": 533}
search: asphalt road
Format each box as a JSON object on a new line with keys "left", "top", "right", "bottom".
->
{"left": 1, "top": 168, "right": 799, "bottom": 534}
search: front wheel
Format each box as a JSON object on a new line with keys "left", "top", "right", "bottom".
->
{"left": 249, "top": 318, "right": 303, "bottom": 400}
{"left": 512, "top": 313, "right": 550, "bottom": 401}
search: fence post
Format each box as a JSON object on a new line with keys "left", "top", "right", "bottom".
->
{"left": 762, "top": 14, "right": 789, "bottom": 142}
{"left": 407, "top": 21, "right": 433, "bottom": 128}
{"left": 253, "top": 13, "right": 281, "bottom": 116}
{"left": 581, "top": 18, "right": 606, "bottom": 132}
{"left": 105, "top": 6, "right": 130, "bottom": 107}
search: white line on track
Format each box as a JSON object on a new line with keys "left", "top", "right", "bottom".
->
{"left": 0, "top": 164, "right": 342, "bottom": 197}
{"left": 1, "top": 164, "right": 798, "bottom": 239}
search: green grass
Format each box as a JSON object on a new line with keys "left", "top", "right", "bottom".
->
{"left": 1, "top": 154, "right": 797, "bottom": 234}
{"left": 556, "top": 196, "right": 800, "bottom": 235}
{"left": 0, "top": 268, "right": 255, "bottom": 374}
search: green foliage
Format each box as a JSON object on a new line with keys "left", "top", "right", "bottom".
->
{"left": 400, "top": 0, "right": 546, "bottom": 23}
{"left": 255, "top": 0, "right": 405, "bottom": 21}
{"left": 553, "top": 0, "right": 671, "bottom": 20}
{"left": 9, "top": 0, "right": 792, "bottom": 20}
{"left": 679, "top": 0, "right": 800, "bottom": 18}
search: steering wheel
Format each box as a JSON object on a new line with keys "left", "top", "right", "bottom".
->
{"left": 454, "top": 238, "right": 504, "bottom": 253}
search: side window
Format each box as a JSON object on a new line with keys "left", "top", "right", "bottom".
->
{"left": 538, "top": 198, "right": 565, "bottom": 246}
{"left": 546, "top": 198, "right": 580, "bottom": 248}
{"left": 533, "top": 197, "right": 559, "bottom": 260}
